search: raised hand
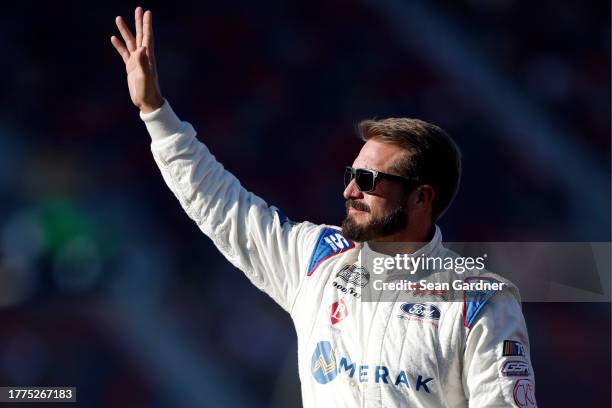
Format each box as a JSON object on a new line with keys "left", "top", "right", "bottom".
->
{"left": 111, "top": 7, "right": 163, "bottom": 113}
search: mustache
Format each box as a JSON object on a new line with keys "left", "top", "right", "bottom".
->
{"left": 346, "top": 199, "right": 370, "bottom": 212}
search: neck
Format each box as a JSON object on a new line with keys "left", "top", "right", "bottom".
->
{"left": 368, "top": 222, "right": 435, "bottom": 254}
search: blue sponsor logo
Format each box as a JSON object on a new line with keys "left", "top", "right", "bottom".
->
{"left": 310, "top": 341, "right": 434, "bottom": 393}
{"left": 400, "top": 303, "right": 441, "bottom": 321}
{"left": 307, "top": 229, "right": 355, "bottom": 276}
{"left": 311, "top": 341, "right": 338, "bottom": 384}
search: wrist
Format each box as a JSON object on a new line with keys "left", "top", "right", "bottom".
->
{"left": 140, "top": 99, "right": 183, "bottom": 142}
{"left": 140, "top": 94, "right": 164, "bottom": 113}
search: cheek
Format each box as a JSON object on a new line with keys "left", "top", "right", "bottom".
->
{"left": 370, "top": 191, "right": 407, "bottom": 216}
{"left": 367, "top": 196, "right": 389, "bottom": 216}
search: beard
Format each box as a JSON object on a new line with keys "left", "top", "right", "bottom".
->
{"left": 341, "top": 199, "right": 408, "bottom": 242}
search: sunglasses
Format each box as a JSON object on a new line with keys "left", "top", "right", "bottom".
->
{"left": 344, "top": 166, "right": 420, "bottom": 193}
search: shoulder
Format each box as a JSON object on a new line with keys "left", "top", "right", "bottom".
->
{"left": 267, "top": 207, "right": 356, "bottom": 275}
{"left": 459, "top": 270, "right": 521, "bottom": 329}
{"left": 304, "top": 225, "right": 356, "bottom": 276}
{"left": 437, "top": 247, "right": 521, "bottom": 329}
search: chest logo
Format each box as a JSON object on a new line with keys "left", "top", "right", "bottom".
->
{"left": 399, "top": 303, "right": 441, "bottom": 321}
{"left": 310, "top": 341, "right": 435, "bottom": 393}
{"left": 336, "top": 265, "right": 370, "bottom": 287}
{"left": 330, "top": 299, "right": 349, "bottom": 325}
{"left": 331, "top": 265, "right": 370, "bottom": 298}
{"left": 311, "top": 341, "right": 338, "bottom": 384}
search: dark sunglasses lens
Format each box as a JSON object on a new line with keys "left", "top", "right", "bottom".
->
{"left": 344, "top": 168, "right": 353, "bottom": 187}
{"left": 355, "top": 170, "right": 375, "bottom": 191}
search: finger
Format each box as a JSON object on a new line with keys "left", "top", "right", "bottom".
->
{"left": 136, "top": 46, "right": 148, "bottom": 64}
{"left": 143, "top": 10, "right": 154, "bottom": 55}
{"left": 110, "top": 35, "right": 130, "bottom": 63}
{"left": 115, "top": 16, "right": 136, "bottom": 52}
{"left": 135, "top": 6, "right": 143, "bottom": 48}
{"left": 136, "top": 46, "right": 152, "bottom": 74}
{"left": 144, "top": 47, "right": 153, "bottom": 69}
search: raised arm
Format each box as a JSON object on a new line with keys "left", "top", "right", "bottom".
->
{"left": 110, "top": 8, "right": 330, "bottom": 313}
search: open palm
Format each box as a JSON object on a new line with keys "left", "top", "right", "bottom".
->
{"left": 111, "top": 7, "right": 163, "bottom": 113}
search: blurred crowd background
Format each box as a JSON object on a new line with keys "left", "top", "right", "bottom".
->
{"left": 0, "top": 0, "right": 610, "bottom": 406}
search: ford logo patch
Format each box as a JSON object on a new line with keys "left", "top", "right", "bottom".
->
{"left": 400, "top": 303, "right": 441, "bottom": 320}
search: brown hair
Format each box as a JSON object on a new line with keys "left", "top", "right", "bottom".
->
{"left": 357, "top": 118, "right": 462, "bottom": 220}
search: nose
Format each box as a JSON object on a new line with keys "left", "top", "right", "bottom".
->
{"left": 343, "top": 179, "right": 364, "bottom": 200}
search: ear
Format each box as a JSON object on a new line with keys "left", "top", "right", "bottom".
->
{"left": 415, "top": 185, "right": 435, "bottom": 209}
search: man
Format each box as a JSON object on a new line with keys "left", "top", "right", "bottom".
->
{"left": 111, "top": 7, "right": 537, "bottom": 407}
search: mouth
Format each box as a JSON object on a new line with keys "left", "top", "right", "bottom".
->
{"left": 348, "top": 207, "right": 367, "bottom": 215}
{"left": 346, "top": 199, "right": 370, "bottom": 215}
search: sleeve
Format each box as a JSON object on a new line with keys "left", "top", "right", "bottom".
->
{"left": 463, "top": 290, "right": 537, "bottom": 407}
{"left": 140, "top": 100, "right": 324, "bottom": 313}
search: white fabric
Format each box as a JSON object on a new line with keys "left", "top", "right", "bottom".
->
{"left": 141, "top": 101, "right": 537, "bottom": 408}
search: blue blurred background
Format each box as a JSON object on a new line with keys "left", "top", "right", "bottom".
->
{"left": 0, "top": 0, "right": 610, "bottom": 406}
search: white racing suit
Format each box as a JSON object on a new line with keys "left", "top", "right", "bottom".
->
{"left": 141, "top": 101, "right": 537, "bottom": 408}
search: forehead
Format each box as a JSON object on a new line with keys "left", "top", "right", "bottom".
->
{"left": 352, "top": 139, "right": 408, "bottom": 172}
